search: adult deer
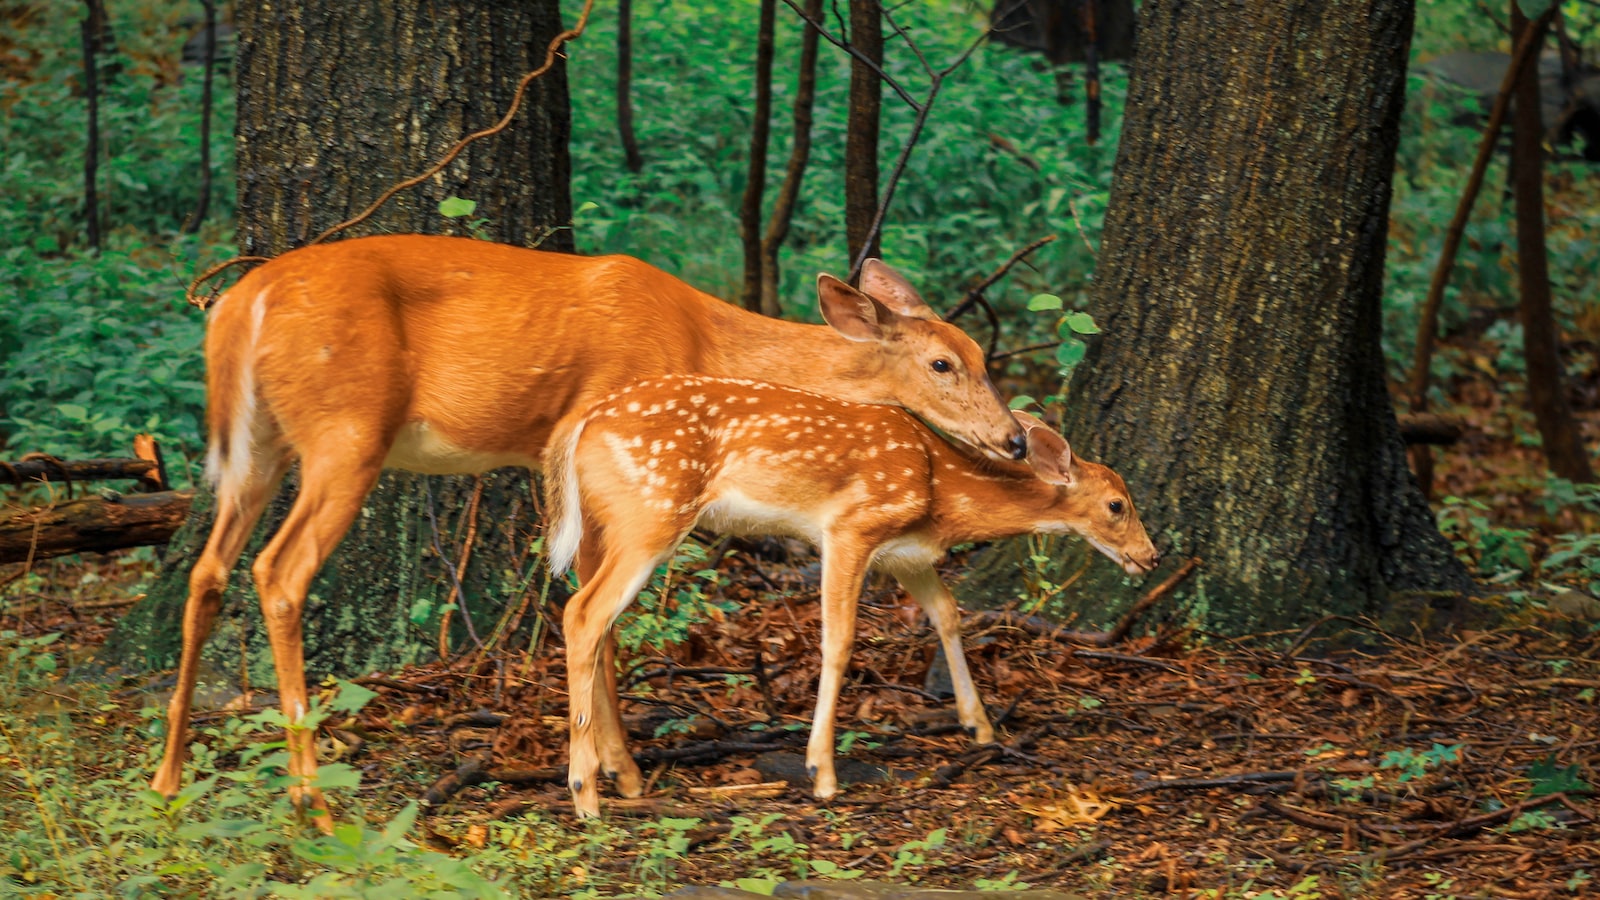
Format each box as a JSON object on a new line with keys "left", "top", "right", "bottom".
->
{"left": 545, "top": 375, "right": 1160, "bottom": 816}
{"left": 149, "top": 235, "right": 1027, "bottom": 823}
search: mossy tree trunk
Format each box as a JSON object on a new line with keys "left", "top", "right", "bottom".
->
{"left": 103, "top": 0, "right": 572, "bottom": 682}
{"left": 960, "top": 0, "right": 1472, "bottom": 635}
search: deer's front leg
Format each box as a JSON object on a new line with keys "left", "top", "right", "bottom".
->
{"left": 806, "top": 542, "right": 873, "bottom": 800}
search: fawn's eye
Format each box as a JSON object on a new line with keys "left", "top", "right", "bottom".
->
{"left": 930, "top": 358, "right": 952, "bottom": 373}
{"left": 1109, "top": 500, "right": 1124, "bottom": 515}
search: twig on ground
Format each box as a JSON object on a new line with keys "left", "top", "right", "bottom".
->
{"left": 1105, "top": 556, "right": 1201, "bottom": 645}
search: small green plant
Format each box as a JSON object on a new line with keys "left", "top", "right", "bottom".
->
{"left": 1437, "top": 496, "right": 1535, "bottom": 579}
{"left": 614, "top": 541, "right": 736, "bottom": 653}
{"left": 1421, "top": 870, "right": 1458, "bottom": 900}
{"left": 1568, "top": 870, "right": 1592, "bottom": 893}
{"left": 888, "top": 826, "right": 948, "bottom": 880}
{"left": 836, "top": 729, "right": 883, "bottom": 755}
{"left": 1379, "top": 742, "right": 1464, "bottom": 783}
{"left": 632, "top": 816, "right": 702, "bottom": 892}
{"left": 438, "top": 195, "right": 493, "bottom": 240}
{"left": 973, "top": 870, "right": 1033, "bottom": 891}
{"left": 1527, "top": 754, "right": 1593, "bottom": 797}
{"left": 1503, "top": 808, "right": 1562, "bottom": 833}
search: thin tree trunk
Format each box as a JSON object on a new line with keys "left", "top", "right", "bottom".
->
{"left": 1511, "top": 3, "right": 1594, "bottom": 482}
{"left": 104, "top": 0, "right": 572, "bottom": 681}
{"left": 80, "top": 0, "right": 103, "bottom": 251}
{"left": 959, "top": 0, "right": 1470, "bottom": 635}
{"left": 616, "top": 0, "right": 643, "bottom": 172}
{"left": 1405, "top": 13, "right": 1549, "bottom": 497}
{"left": 759, "top": 0, "right": 822, "bottom": 318}
{"left": 740, "top": 0, "right": 777, "bottom": 312}
{"left": 844, "top": 0, "right": 883, "bottom": 269}
{"left": 182, "top": 0, "right": 216, "bottom": 234}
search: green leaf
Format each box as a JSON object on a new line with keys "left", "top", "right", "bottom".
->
{"left": 1007, "top": 394, "right": 1036, "bottom": 410}
{"left": 381, "top": 801, "right": 421, "bottom": 845}
{"left": 1027, "top": 293, "right": 1063, "bottom": 312}
{"left": 1517, "top": 0, "right": 1554, "bottom": 17}
{"left": 408, "top": 596, "right": 434, "bottom": 626}
{"left": 1064, "top": 311, "right": 1101, "bottom": 334}
{"left": 576, "top": 200, "right": 600, "bottom": 215}
{"left": 330, "top": 678, "right": 379, "bottom": 713}
{"left": 438, "top": 196, "right": 477, "bottom": 218}
{"left": 1056, "top": 340, "right": 1087, "bottom": 367}
{"left": 57, "top": 403, "right": 88, "bottom": 420}
{"left": 312, "top": 763, "right": 363, "bottom": 790}
{"left": 1529, "top": 753, "right": 1593, "bottom": 797}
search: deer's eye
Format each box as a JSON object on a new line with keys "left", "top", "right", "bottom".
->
{"left": 930, "top": 358, "right": 952, "bottom": 373}
{"left": 1109, "top": 500, "right": 1124, "bottom": 515}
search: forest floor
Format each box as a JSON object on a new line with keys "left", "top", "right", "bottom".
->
{"left": 5, "top": 551, "right": 1596, "bottom": 899}
{"left": 3, "top": 360, "right": 1598, "bottom": 899}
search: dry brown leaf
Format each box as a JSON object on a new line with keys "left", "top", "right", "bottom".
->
{"left": 1020, "top": 784, "right": 1119, "bottom": 831}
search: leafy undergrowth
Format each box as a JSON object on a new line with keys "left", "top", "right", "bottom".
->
{"left": 1, "top": 554, "right": 1596, "bottom": 898}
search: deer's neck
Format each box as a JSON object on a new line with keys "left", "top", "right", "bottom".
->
{"left": 698, "top": 302, "right": 887, "bottom": 401}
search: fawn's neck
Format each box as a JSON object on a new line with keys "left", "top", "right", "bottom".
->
{"left": 919, "top": 426, "right": 1060, "bottom": 547}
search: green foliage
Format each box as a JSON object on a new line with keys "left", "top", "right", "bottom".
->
{"left": 0, "top": 2, "right": 236, "bottom": 247}
{"left": 0, "top": 641, "right": 588, "bottom": 896}
{"left": 614, "top": 540, "right": 737, "bottom": 653}
{"left": 567, "top": 0, "right": 1123, "bottom": 337}
{"left": 0, "top": 1, "right": 233, "bottom": 467}
{"left": 1527, "top": 753, "right": 1593, "bottom": 797}
{"left": 1437, "top": 495, "right": 1537, "bottom": 580}
{"left": 888, "top": 826, "right": 948, "bottom": 880}
{"left": 1379, "top": 742, "right": 1465, "bottom": 782}
{"left": 0, "top": 236, "right": 222, "bottom": 471}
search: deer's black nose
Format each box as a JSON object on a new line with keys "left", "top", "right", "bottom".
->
{"left": 1007, "top": 433, "right": 1028, "bottom": 460}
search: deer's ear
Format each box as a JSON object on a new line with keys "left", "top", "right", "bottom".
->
{"left": 818, "top": 273, "right": 891, "bottom": 342}
{"left": 1013, "top": 412, "right": 1075, "bottom": 485}
{"left": 858, "top": 259, "right": 937, "bottom": 321}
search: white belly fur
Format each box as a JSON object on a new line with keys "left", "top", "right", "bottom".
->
{"left": 383, "top": 421, "right": 536, "bottom": 475}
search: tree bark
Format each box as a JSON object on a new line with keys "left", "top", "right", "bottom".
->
{"left": 844, "top": 0, "right": 882, "bottom": 268}
{"left": 958, "top": 0, "right": 1472, "bottom": 635}
{"left": 616, "top": 0, "right": 643, "bottom": 172}
{"left": 102, "top": 0, "right": 572, "bottom": 681}
{"left": 759, "top": 0, "right": 822, "bottom": 318}
{"left": 1510, "top": 4, "right": 1594, "bottom": 483}
{"left": 739, "top": 0, "right": 777, "bottom": 312}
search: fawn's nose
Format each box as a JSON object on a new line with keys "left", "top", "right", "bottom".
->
{"left": 1007, "top": 433, "right": 1028, "bottom": 460}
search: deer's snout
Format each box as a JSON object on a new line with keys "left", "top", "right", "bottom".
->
{"left": 1123, "top": 546, "right": 1161, "bottom": 576}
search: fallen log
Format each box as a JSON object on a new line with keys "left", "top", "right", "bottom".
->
{"left": 0, "top": 490, "right": 193, "bottom": 564}
{"left": 1396, "top": 413, "right": 1467, "bottom": 446}
{"left": 0, "top": 457, "right": 161, "bottom": 488}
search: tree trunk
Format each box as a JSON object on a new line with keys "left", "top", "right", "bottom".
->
{"left": 616, "top": 0, "right": 643, "bottom": 172}
{"left": 958, "top": 0, "right": 1472, "bottom": 635}
{"left": 1510, "top": 4, "right": 1594, "bottom": 483}
{"left": 844, "top": 0, "right": 882, "bottom": 269}
{"left": 759, "top": 0, "right": 822, "bottom": 318}
{"left": 102, "top": 0, "right": 572, "bottom": 681}
{"left": 80, "top": 0, "right": 103, "bottom": 251}
{"left": 181, "top": 0, "right": 216, "bottom": 234}
{"left": 739, "top": 0, "right": 776, "bottom": 312}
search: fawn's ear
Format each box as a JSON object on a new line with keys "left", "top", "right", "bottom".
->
{"left": 857, "top": 259, "right": 937, "bottom": 321}
{"left": 1012, "top": 411, "right": 1075, "bottom": 486}
{"left": 818, "top": 273, "right": 893, "bottom": 342}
